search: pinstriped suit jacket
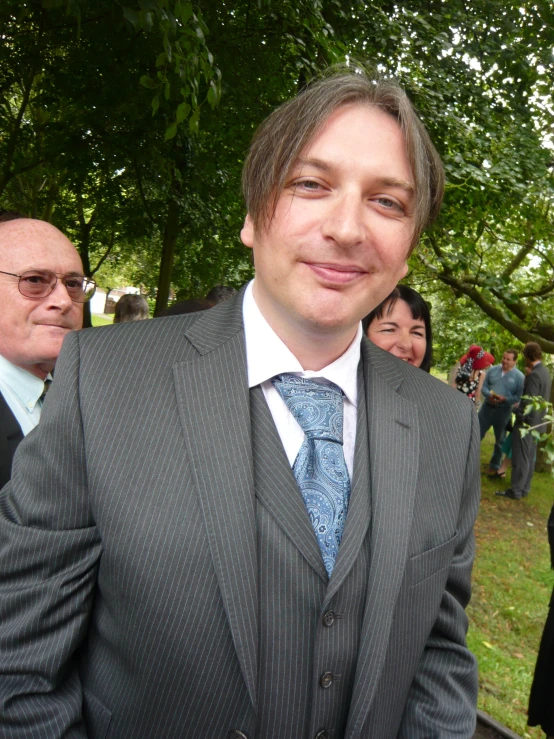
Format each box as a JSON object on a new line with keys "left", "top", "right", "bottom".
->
{"left": 0, "top": 291, "right": 480, "bottom": 738}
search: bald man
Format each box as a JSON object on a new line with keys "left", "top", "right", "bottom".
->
{"left": 0, "top": 217, "right": 93, "bottom": 486}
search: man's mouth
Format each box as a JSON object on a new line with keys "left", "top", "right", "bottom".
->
{"left": 307, "top": 262, "right": 366, "bottom": 284}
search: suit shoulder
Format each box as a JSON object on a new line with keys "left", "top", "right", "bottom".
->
{"left": 365, "top": 341, "right": 472, "bottom": 415}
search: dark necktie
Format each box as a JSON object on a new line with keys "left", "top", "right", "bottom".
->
{"left": 39, "top": 378, "right": 52, "bottom": 404}
{"left": 272, "top": 373, "right": 351, "bottom": 576}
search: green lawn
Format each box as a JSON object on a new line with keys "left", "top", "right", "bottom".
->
{"left": 468, "top": 433, "right": 554, "bottom": 737}
{"left": 91, "top": 314, "right": 113, "bottom": 327}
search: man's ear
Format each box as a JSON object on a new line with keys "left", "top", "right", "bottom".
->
{"left": 240, "top": 214, "right": 254, "bottom": 248}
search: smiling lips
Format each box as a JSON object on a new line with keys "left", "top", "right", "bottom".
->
{"left": 307, "top": 262, "right": 366, "bottom": 284}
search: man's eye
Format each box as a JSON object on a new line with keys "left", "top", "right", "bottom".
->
{"left": 375, "top": 197, "right": 403, "bottom": 211}
{"left": 23, "top": 274, "right": 49, "bottom": 285}
{"left": 294, "top": 180, "right": 321, "bottom": 191}
{"left": 65, "top": 278, "right": 82, "bottom": 290}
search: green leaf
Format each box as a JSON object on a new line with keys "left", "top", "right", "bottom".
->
{"left": 176, "top": 101, "right": 191, "bottom": 123}
{"left": 180, "top": 2, "right": 193, "bottom": 25}
{"left": 189, "top": 106, "right": 200, "bottom": 133}
{"left": 155, "top": 52, "right": 167, "bottom": 68}
{"left": 207, "top": 82, "right": 216, "bottom": 107}
{"left": 122, "top": 6, "right": 139, "bottom": 26}
{"left": 164, "top": 122, "right": 177, "bottom": 141}
{"left": 140, "top": 75, "right": 159, "bottom": 90}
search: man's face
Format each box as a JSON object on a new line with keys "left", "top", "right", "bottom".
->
{"left": 501, "top": 352, "right": 517, "bottom": 372}
{"left": 0, "top": 220, "right": 84, "bottom": 378}
{"left": 241, "top": 103, "right": 415, "bottom": 348}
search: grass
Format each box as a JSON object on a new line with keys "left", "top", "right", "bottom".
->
{"left": 468, "top": 433, "right": 554, "bottom": 736}
{"left": 91, "top": 313, "right": 113, "bottom": 327}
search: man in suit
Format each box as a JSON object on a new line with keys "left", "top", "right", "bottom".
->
{"left": 0, "top": 67, "right": 480, "bottom": 737}
{"left": 0, "top": 216, "right": 89, "bottom": 487}
{"left": 497, "top": 342, "right": 552, "bottom": 500}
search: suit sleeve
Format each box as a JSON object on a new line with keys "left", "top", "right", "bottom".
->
{"left": 0, "top": 332, "right": 97, "bottom": 737}
{"left": 514, "top": 371, "right": 540, "bottom": 421}
{"left": 398, "top": 404, "right": 480, "bottom": 737}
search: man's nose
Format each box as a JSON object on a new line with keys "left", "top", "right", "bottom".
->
{"left": 322, "top": 193, "right": 365, "bottom": 247}
{"left": 43, "top": 279, "right": 74, "bottom": 310}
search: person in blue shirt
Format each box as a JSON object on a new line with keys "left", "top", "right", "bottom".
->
{"left": 478, "top": 349, "right": 525, "bottom": 473}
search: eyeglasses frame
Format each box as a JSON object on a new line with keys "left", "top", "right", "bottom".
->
{"left": 0, "top": 269, "right": 97, "bottom": 303}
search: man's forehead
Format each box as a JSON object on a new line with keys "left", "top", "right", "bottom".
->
{"left": 0, "top": 220, "right": 82, "bottom": 271}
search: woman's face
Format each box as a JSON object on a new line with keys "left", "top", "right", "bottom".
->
{"left": 367, "top": 298, "right": 427, "bottom": 368}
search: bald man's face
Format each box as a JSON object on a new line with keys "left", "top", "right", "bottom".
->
{"left": 0, "top": 220, "right": 84, "bottom": 378}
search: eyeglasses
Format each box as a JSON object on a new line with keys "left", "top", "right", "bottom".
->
{"left": 0, "top": 270, "right": 97, "bottom": 303}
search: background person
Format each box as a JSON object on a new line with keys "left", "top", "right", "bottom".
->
{"left": 0, "top": 217, "right": 90, "bottom": 487}
{"left": 363, "top": 284, "right": 432, "bottom": 372}
{"left": 497, "top": 342, "right": 552, "bottom": 500}
{"left": 113, "top": 293, "right": 150, "bottom": 323}
{"left": 451, "top": 345, "right": 494, "bottom": 404}
{"left": 478, "top": 349, "right": 524, "bottom": 473}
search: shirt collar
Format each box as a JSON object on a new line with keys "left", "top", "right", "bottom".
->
{"left": 0, "top": 354, "right": 47, "bottom": 412}
{"left": 242, "top": 280, "right": 361, "bottom": 407}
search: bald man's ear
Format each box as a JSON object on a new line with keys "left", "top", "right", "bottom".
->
{"left": 240, "top": 214, "right": 254, "bottom": 248}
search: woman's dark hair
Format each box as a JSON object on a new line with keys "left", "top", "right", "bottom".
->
{"left": 362, "top": 285, "right": 433, "bottom": 372}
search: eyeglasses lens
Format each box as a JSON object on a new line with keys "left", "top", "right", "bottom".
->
{"left": 19, "top": 272, "right": 96, "bottom": 302}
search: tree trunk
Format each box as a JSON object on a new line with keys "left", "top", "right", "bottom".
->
{"left": 154, "top": 197, "right": 181, "bottom": 316}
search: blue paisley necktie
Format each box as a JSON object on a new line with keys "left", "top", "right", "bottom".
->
{"left": 271, "top": 373, "right": 351, "bottom": 577}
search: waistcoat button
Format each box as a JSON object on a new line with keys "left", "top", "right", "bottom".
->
{"left": 320, "top": 671, "right": 334, "bottom": 689}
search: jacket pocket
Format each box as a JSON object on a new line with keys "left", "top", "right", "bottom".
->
{"left": 405, "top": 533, "right": 457, "bottom": 587}
{"left": 82, "top": 688, "right": 112, "bottom": 739}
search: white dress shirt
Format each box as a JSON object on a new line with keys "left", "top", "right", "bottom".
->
{"left": 242, "top": 280, "right": 361, "bottom": 478}
{"left": 0, "top": 354, "right": 47, "bottom": 436}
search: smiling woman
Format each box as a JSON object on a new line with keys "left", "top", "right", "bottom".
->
{"left": 363, "top": 284, "right": 433, "bottom": 372}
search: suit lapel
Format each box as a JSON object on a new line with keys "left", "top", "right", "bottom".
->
{"left": 346, "top": 341, "right": 420, "bottom": 738}
{"left": 172, "top": 296, "right": 258, "bottom": 710}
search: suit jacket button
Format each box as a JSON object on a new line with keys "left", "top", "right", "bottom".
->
{"left": 322, "top": 610, "right": 335, "bottom": 627}
{"left": 320, "top": 671, "right": 333, "bottom": 689}
{"left": 315, "top": 731, "right": 330, "bottom": 739}
{"left": 228, "top": 732, "right": 248, "bottom": 739}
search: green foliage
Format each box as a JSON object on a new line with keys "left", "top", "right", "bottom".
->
{"left": 2, "top": 0, "right": 554, "bottom": 331}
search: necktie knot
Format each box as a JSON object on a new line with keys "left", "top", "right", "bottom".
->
{"left": 271, "top": 374, "right": 344, "bottom": 444}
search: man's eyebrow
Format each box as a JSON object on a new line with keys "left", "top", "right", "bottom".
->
{"left": 27, "top": 269, "right": 84, "bottom": 276}
{"left": 293, "top": 157, "right": 333, "bottom": 173}
{"left": 375, "top": 176, "right": 415, "bottom": 196}
{"left": 292, "top": 159, "right": 415, "bottom": 195}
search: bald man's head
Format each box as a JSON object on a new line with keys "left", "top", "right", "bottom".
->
{"left": 0, "top": 219, "right": 85, "bottom": 378}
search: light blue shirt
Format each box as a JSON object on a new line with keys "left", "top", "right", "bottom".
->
{"left": 0, "top": 354, "right": 47, "bottom": 436}
{"left": 481, "top": 364, "right": 524, "bottom": 408}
